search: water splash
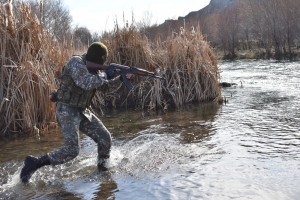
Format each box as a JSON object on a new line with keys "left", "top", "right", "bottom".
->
{"left": 0, "top": 163, "right": 22, "bottom": 193}
{"left": 1, "top": 60, "right": 300, "bottom": 199}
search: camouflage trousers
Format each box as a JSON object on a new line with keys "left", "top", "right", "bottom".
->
{"left": 48, "top": 102, "right": 112, "bottom": 165}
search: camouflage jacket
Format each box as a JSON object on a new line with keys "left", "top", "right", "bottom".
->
{"left": 57, "top": 54, "right": 119, "bottom": 119}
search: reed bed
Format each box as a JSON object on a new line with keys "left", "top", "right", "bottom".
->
{"left": 159, "top": 26, "right": 221, "bottom": 108}
{"left": 98, "top": 25, "right": 161, "bottom": 110}
{"left": 0, "top": 2, "right": 221, "bottom": 136}
{"left": 0, "top": 2, "right": 72, "bottom": 136}
{"left": 99, "top": 25, "right": 221, "bottom": 111}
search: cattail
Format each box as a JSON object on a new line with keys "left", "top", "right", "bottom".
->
{"left": 3, "top": 0, "right": 13, "bottom": 20}
{"left": 39, "top": 0, "right": 43, "bottom": 22}
{"left": 3, "top": 0, "right": 15, "bottom": 36}
{"left": 0, "top": 2, "right": 73, "bottom": 136}
{"left": 100, "top": 23, "right": 220, "bottom": 110}
{"left": 1, "top": 7, "right": 220, "bottom": 136}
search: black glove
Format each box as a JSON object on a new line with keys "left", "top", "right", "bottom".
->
{"left": 105, "top": 69, "right": 115, "bottom": 80}
{"left": 49, "top": 90, "right": 58, "bottom": 102}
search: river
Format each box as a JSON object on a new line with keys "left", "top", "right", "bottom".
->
{"left": 0, "top": 60, "right": 299, "bottom": 200}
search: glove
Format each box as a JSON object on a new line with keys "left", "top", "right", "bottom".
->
{"left": 49, "top": 90, "right": 58, "bottom": 102}
{"left": 105, "top": 69, "right": 115, "bottom": 80}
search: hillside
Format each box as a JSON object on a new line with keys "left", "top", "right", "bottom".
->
{"left": 179, "top": 0, "right": 236, "bottom": 21}
{"left": 145, "top": 0, "right": 300, "bottom": 60}
{"left": 146, "top": 0, "right": 238, "bottom": 41}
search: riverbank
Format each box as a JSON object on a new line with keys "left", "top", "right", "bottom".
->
{"left": 214, "top": 49, "right": 300, "bottom": 61}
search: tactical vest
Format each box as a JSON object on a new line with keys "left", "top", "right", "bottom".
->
{"left": 57, "top": 55, "right": 96, "bottom": 109}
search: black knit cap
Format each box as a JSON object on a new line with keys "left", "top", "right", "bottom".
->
{"left": 86, "top": 42, "right": 108, "bottom": 65}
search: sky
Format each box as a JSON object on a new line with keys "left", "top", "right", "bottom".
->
{"left": 63, "top": 0, "right": 210, "bottom": 33}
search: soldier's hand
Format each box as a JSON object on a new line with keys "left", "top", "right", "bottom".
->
{"left": 126, "top": 73, "right": 133, "bottom": 79}
{"left": 105, "top": 69, "right": 115, "bottom": 80}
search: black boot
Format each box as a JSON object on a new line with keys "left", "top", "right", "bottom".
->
{"left": 98, "top": 146, "right": 110, "bottom": 172}
{"left": 20, "top": 155, "right": 51, "bottom": 183}
{"left": 97, "top": 158, "right": 108, "bottom": 172}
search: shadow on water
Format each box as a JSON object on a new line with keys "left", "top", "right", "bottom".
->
{"left": 0, "top": 102, "right": 220, "bottom": 200}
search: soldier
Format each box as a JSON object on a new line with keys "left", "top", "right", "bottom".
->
{"left": 20, "top": 42, "right": 132, "bottom": 183}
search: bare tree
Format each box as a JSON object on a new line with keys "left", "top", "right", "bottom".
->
{"left": 279, "top": 0, "right": 300, "bottom": 60}
{"left": 136, "top": 11, "right": 153, "bottom": 30}
{"left": 216, "top": 4, "right": 241, "bottom": 59}
{"left": 73, "top": 26, "right": 92, "bottom": 48}
{"left": 237, "top": 1, "right": 253, "bottom": 50}
{"left": 247, "top": 0, "right": 266, "bottom": 50}
{"left": 258, "top": 0, "right": 285, "bottom": 59}
{"left": 91, "top": 32, "right": 101, "bottom": 43}
{"left": 22, "top": 0, "right": 72, "bottom": 42}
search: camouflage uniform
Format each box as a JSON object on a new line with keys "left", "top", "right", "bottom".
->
{"left": 48, "top": 54, "right": 114, "bottom": 165}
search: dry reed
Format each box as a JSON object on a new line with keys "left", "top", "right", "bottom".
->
{"left": 98, "top": 24, "right": 221, "bottom": 111}
{"left": 0, "top": 3, "right": 221, "bottom": 136}
{"left": 0, "top": 1, "right": 73, "bottom": 136}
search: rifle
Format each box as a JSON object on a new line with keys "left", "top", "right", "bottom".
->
{"left": 86, "top": 61, "right": 164, "bottom": 90}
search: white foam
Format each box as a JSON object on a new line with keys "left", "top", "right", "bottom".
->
{"left": 0, "top": 166, "right": 22, "bottom": 192}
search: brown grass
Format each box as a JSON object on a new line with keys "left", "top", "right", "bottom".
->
{"left": 0, "top": 2, "right": 73, "bottom": 136}
{"left": 0, "top": 3, "right": 221, "bottom": 136}
{"left": 98, "top": 25, "right": 221, "bottom": 110}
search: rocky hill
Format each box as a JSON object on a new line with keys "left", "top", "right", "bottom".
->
{"left": 145, "top": 0, "right": 300, "bottom": 60}
{"left": 169, "top": 0, "right": 238, "bottom": 25}
{"left": 146, "top": 0, "right": 238, "bottom": 41}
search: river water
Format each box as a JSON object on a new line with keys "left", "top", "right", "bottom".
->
{"left": 0, "top": 60, "right": 299, "bottom": 200}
